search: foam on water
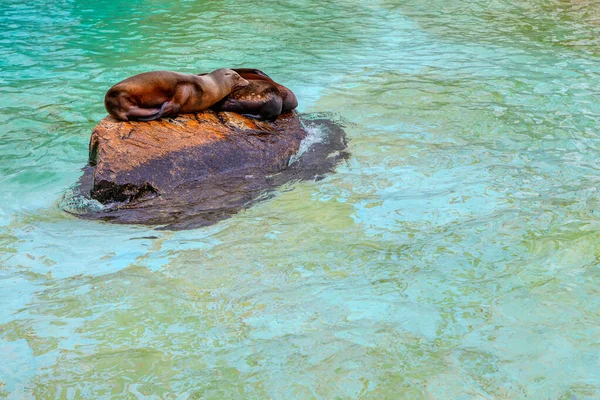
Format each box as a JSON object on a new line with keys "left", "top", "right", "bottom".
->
{"left": 288, "top": 121, "right": 329, "bottom": 166}
{"left": 57, "top": 184, "right": 105, "bottom": 214}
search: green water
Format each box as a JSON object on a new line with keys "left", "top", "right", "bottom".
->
{"left": 1, "top": 0, "right": 600, "bottom": 398}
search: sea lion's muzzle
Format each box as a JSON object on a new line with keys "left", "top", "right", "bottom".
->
{"left": 235, "top": 78, "right": 250, "bottom": 89}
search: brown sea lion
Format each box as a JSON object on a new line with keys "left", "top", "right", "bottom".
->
{"left": 104, "top": 68, "right": 249, "bottom": 121}
{"left": 201, "top": 68, "right": 298, "bottom": 121}
{"left": 212, "top": 80, "right": 283, "bottom": 121}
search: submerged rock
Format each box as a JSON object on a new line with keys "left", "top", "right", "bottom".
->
{"left": 74, "top": 111, "right": 348, "bottom": 230}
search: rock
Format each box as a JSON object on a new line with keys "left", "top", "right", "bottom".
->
{"left": 87, "top": 111, "right": 305, "bottom": 203}
{"left": 74, "top": 111, "right": 348, "bottom": 230}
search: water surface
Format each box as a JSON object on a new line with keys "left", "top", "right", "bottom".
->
{"left": 1, "top": 0, "right": 600, "bottom": 398}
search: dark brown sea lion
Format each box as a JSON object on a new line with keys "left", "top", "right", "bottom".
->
{"left": 104, "top": 68, "right": 249, "bottom": 121}
{"left": 212, "top": 80, "right": 283, "bottom": 121}
{"left": 232, "top": 68, "right": 298, "bottom": 112}
{"left": 202, "top": 68, "right": 298, "bottom": 121}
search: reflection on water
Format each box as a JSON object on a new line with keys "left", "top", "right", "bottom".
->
{"left": 1, "top": 0, "right": 599, "bottom": 398}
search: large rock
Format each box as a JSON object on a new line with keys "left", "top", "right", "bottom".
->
{"left": 75, "top": 111, "right": 348, "bottom": 229}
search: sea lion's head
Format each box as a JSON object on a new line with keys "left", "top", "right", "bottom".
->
{"left": 211, "top": 68, "right": 249, "bottom": 90}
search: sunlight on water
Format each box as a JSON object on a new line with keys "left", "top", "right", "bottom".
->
{"left": 1, "top": 0, "right": 600, "bottom": 398}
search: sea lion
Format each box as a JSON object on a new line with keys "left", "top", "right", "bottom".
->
{"left": 233, "top": 69, "right": 298, "bottom": 112}
{"left": 212, "top": 80, "right": 284, "bottom": 121}
{"left": 202, "top": 68, "right": 298, "bottom": 121}
{"left": 104, "top": 68, "right": 249, "bottom": 121}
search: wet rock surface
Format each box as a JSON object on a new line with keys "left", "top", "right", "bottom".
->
{"left": 75, "top": 111, "right": 348, "bottom": 230}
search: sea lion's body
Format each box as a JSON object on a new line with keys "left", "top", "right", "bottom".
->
{"left": 104, "top": 68, "right": 248, "bottom": 121}
{"left": 208, "top": 68, "right": 298, "bottom": 121}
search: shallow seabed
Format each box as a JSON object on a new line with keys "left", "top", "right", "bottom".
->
{"left": 1, "top": 0, "right": 600, "bottom": 398}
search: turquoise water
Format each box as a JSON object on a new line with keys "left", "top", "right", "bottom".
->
{"left": 1, "top": 0, "right": 600, "bottom": 398}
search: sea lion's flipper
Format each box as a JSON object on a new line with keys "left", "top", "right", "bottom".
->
{"left": 129, "top": 102, "right": 169, "bottom": 122}
{"left": 259, "top": 95, "right": 283, "bottom": 121}
{"left": 135, "top": 114, "right": 159, "bottom": 122}
{"left": 126, "top": 107, "right": 162, "bottom": 121}
{"left": 218, "top": 99, "right": 248, "bottom": 113}
{"left": 221, "top": 95, "right": 282, "bottom": 121}
{"left": 154, "top": 101, "right": 171, "bottom": 119}
{"left": 242, "top": 113, "right": 263, "bottom": 120}
{"left": 242, "top": 95, "right": 282, "bottom": 121}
